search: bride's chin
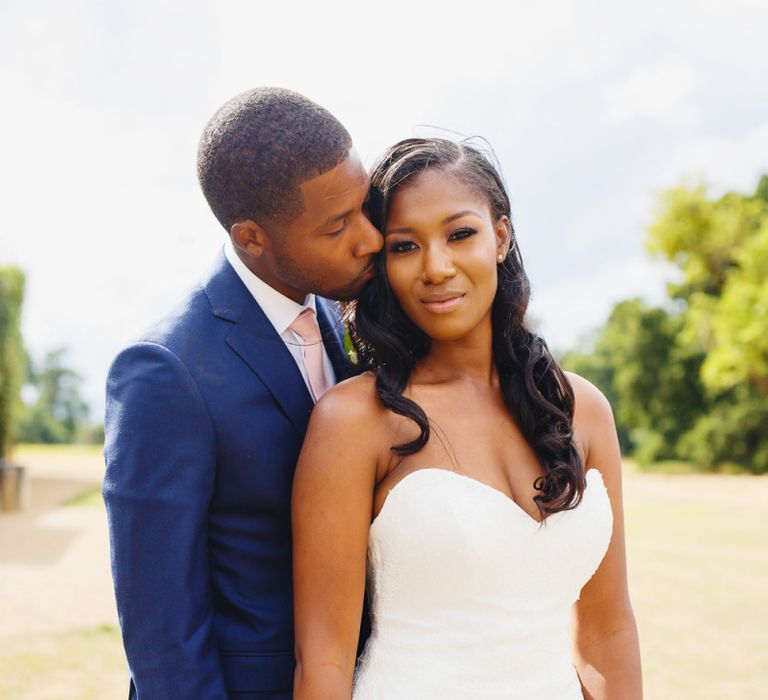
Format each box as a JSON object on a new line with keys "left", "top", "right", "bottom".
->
{"left": 417, "top": 325, "right": 471, "bottom": 344}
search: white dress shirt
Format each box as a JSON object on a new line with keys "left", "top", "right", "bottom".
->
{"left": 223, "top": 240, "right": 336, "bottom": 399}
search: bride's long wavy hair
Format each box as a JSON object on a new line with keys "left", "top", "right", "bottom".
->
{"left": 349, "top": 137, "right": 585, "bottom": 518}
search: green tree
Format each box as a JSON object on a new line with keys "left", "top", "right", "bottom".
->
{"left": 562, "top": 299, "right": 708, "bottom": 464}
{"left": 647, "top": 178, "right": 768, "bottom": 397}
{"left": 563, "top": 174, "right": 768, "bottom": 472}
{"left": 699, "top": 224, "right": 768, "bottom": 395}
{"left": 0, "top": 267, "right": 25, "bottom": 459}
{"left": 677, "top": 383, "right": 768, "bottom": 474}
{"left": 16, "top": 348, "right": 90, "bottom": 444}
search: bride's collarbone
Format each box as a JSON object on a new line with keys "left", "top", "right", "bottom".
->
{"left": 373, "top": 387, "right": 547, "bottom": 514}
{"left": 396, "top": 392, "right": 518, "bottom": 437}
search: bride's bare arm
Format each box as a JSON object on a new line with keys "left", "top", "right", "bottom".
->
{"left": 567, "top": 373, "right": 643, "bottom": 699}
{"left": 292, "top": 376, "right": 384, "bottom": 700}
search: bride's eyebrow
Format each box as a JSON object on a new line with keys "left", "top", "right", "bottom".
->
{"left": 443, "top": 209, "right": 481, "bottom": 223}
{"left": 386, "top": 209, "right": 482, "bottom": 235}
{"left": 385, "top": 225, "right": 413, "bottom": 235}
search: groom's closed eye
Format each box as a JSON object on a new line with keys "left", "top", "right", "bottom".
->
{"left": 327, "top": 219, "right": 348, "bottom": 236}
{"left": 321, "top": 210, "right": 353, "bottom": 235}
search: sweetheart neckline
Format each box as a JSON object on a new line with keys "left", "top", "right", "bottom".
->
{"left": 371, "top": 467, "right": 603, "bottom": 528}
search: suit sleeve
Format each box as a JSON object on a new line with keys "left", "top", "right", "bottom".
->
{"left": 103, "top": 341, "right": 228, "bottom": 699}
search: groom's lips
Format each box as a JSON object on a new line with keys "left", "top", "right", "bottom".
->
{"left": 360, "top": 262, "right": 376, "bottom": 280}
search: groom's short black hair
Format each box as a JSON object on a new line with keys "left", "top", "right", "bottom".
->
{"left": 197, "top": 87, "right": 353, "bottom": 234}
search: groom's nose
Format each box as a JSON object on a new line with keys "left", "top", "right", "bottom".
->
{"left": 353, "top": 215, "right": 383, "bottom": 257}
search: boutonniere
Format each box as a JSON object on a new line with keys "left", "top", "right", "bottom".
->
{"left": 343, "top": 329, "right": 358, "bottom": 365}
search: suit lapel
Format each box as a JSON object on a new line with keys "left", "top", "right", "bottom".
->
{"left": 226, "top": 305, "right": 315, "bottom": 437}
{"left": 316, "top": 299, "right": 353, "bottom": 382}
{"left": 204, "top": 251, "right": 314, "bottom": 437}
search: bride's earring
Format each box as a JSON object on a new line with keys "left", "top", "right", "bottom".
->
{"left": 497, "top": 252, "right": 505, "bottom": 263}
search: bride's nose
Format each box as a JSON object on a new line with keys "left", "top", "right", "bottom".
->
{"left": 421, "top": 244, "right": 456, "bottom": 284}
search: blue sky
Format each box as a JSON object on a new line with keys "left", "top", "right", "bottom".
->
{"left": 1, "top": 0, "right": 767, "bottom": 414}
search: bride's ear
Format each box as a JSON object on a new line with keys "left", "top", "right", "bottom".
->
{"left": 494, "top": 216, "right": 513, "bottom": 259}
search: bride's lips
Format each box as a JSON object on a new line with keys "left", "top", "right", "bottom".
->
{"left": 420, "top": 292, "right": 465, "bottom": 313}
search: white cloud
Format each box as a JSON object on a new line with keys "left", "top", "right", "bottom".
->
{"left": 658, "top": 121, "right": 768, "bottom": 194}
{"left": 604, "top": 62, "right": 696, "bottom": 125}
{"left": 1, "top": 0, "right": 767, "bottom": 413}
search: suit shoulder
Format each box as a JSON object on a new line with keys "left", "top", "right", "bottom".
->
{"left": 139, "top": 284, "right": 213, "bottom": 346}
{"left": 105, "top": 285, "right": 214, "bottom": 385}
{"left": 106, "top": 341, "right": 202, "bottom": 403}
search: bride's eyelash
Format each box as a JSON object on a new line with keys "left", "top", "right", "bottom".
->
{"left": 388, "top": 227, "right": 477, "bottom": 254}
{"left": 388, "top": 240, "right": 416, "bottom": 254}
{"left": 450, "top": 227, "right": 477, "bottom": 240}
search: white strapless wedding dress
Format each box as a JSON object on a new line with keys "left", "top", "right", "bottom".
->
{"left": 353, "top": 468, "right": 612, "bottom": 700}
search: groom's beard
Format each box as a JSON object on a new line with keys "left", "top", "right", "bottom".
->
{"left": 330, "top": 262, "right": 377, "bottom": 301}
{"left": 274, "top": 254, "right": 377, "bottom": 302}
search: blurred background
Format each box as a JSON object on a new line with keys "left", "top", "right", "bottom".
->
{"left": 1, "top": 0, "right": 766, "bottom": 697}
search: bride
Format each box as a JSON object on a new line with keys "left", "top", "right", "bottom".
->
{"left": 291, "top": 137, "right": 642, "bottom": 699}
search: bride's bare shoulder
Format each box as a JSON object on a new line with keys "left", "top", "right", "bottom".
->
{"left": 309, "top": 371, "right": 388, "bottom": 429}
{"left": 565, "top": 371, "right": 612, "bottom": 417}
{"left": 326, "top": 370, "right": 379, "bottom": 397}
{"left": 301, "top": 372, "right": 390, "bottom": 473}
{"left": 564, "top": 371, "right": 621, "bottom": 471}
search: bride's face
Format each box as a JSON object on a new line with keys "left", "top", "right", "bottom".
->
{"left": 384, "top": 169, "right": 510, "bottom": 343}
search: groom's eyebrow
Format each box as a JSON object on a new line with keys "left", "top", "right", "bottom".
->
{"left": 321, "top": 209, "right": 353, "bottom": 226}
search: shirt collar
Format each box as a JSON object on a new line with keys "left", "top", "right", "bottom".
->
{"left": 223, "top": 239, "right": 317, "bottom": 335}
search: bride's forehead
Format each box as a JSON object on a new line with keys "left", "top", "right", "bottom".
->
{"left": 388, "top": 171, "right": 488, "bottom": 221}
{"left": 398, "top": 168, "right": 469, "bottom": 193}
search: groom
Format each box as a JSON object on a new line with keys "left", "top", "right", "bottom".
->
{"left": 103, "top": 88, "right": 381, "bottom": 699}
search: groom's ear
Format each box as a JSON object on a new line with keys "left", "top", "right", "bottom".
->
{"left": 231, "top": 220, "right": 270, "bottom": 258}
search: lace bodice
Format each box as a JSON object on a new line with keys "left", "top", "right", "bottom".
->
{"left": 353, "top": 468, "right": 613, "bottom": 699}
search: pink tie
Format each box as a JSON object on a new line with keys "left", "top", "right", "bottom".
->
{"left": 289, "top": 308, "right": 329, "bottom": 401}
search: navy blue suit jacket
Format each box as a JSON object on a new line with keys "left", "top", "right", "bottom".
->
{"left": 103, "top": 252, "right": 353, "bottom": 699}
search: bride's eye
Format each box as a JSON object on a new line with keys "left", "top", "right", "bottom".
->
{"left": 449, "top": 227, "right": 477, "bottom": 241}
{"left": 388, "top": 240, "right": 417, "bottom": 254}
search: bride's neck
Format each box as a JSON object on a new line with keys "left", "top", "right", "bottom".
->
{"left": 414, "top": 333, "right": 496, "bottom": 385}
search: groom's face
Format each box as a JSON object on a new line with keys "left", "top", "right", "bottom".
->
{"left": 266, "top": 152, "right": 382, "bottom": 302}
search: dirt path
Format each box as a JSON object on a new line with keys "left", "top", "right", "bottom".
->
{"left": 2, "top": 449, "right": 766, "bottom": 699}
{"left": 0, "top": 448, "right": 128, "bottom": 698}
{"left": 0, "top": 449, "right": 118, "bottom": 638}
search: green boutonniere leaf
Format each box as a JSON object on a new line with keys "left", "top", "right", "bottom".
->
{"left": 343, "top": 329, "right": 358, "bottom": 365}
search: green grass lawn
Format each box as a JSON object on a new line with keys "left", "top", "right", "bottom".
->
{"left": 62, "top": 487, "right": 103, "bottom": 507}
{"left": 2, "top": 445, "right": 766, "bottom": 698}
{"left": 0, "top": 626, "right": 127, "bottom": 700}
{"left": 623, "top": 469, "right": 768, "bottom": 699}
